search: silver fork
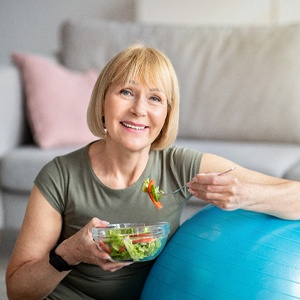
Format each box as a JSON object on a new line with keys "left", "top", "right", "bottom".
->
{"left": 160, "top": 167, "right": 236, "bottom": 196}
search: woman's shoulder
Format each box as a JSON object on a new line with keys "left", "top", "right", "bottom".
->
{"left": 40, "top": 144, "right": 90, "bottom": 175}
{"left": 152, "top": 145, "right": 201, "bottom": 159}
{"left": 148, "top": 145, "right": 202, "bottom": 172}
{"left": 54, "top": 144, "right": 89, "bottom": 163}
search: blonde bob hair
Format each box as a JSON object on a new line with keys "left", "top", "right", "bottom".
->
{"left": 87, "top": 44, "right": 180, "bottom": 150}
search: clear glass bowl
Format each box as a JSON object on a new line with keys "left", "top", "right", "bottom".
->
{"left": 92, "top": 222, "right": 170, "bottom": 262}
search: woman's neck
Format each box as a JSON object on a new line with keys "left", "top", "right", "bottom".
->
{"left": 89, "top": 139, "right": 150, "bottom": 189}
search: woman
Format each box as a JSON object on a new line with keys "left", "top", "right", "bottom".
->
{"left": 6, "top": 44, "right": 300, "bottom": 300}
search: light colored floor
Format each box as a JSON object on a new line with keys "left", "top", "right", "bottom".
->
{"left": 0, "top": 229, "right": 19, "bottom": 300}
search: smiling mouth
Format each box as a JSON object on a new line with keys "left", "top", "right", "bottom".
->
{"left": 121, "top": 122, "right": 146, "bottom": 130}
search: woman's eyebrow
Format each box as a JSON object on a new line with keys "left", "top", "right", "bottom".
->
{"left": 127, "top": 79, "right": 165, "bottom": 94}
{"left": 128, "top": 79, "right": 137, "bottom": 85}
{"left": 149, "top": 88, "right": 164, "bottom": 93}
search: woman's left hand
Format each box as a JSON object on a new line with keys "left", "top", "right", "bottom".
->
{"left": 186, "top": 171, "right": 243, "bottom": 210}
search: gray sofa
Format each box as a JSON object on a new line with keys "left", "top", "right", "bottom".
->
{"left": 1, "top": 19, "right": 300, "bottom": 230}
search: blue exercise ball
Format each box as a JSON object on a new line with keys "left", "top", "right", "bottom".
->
{"left": 141, "top": 205, "right": 300, "bottom": 299}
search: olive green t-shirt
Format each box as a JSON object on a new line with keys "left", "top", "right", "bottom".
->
{"left": 35, "top": 143, "right": 202, "bottom": 300}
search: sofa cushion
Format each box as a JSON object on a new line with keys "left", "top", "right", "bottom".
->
{"left": 12, "top": 52, "right": 98, "bottom": 149}
{"left": 175, "top": 138, "right": 300, "bottom": 179}
{"left": 3, "top": 140, "right": 300, "bottom": 195}
{"left": 0, "top": 146, "right": 79, "bottom": 193}
{"left": 60, "top": 19, "right": 300, "bottom": 144}
{"left": 283, "top": 160, "right": 300, "bottom": 181}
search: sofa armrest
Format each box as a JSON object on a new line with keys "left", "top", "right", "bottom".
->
{"left": 0, "top": 64, "right": 29, "bottom": 156}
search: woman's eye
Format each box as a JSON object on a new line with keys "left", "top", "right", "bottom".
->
{"left": 120, "top": 89, "right": 132, "bottom": 96}
{"left": 150, "top": 96, "right": 161, "bottom": 102}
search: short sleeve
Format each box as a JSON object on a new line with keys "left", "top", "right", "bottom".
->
{"left": 34, "top": 158, "right": 66, "bottom": 214}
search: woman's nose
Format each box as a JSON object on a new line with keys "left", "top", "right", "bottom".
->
{"left": 130, "top": 97, "right": 147, "bottom": 117}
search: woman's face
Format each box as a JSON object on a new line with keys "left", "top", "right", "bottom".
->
{"left": 103, "top": 79, "right": 168, "bottom": 152}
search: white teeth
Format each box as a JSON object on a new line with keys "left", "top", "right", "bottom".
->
{"left": 122, "top": 122, "right": 145, "bottom": 130}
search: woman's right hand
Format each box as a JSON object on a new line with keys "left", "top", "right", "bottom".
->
{"left": 55, "top": 218, "right": 133, "bottom": 272}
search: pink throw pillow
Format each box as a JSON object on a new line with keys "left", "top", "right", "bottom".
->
{"left": 12, "top": 52, "right": 98, "bottom": 148}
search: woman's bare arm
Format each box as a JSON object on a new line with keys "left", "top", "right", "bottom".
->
{"left": 6, "top": 185, "right": 130, "bottom": 300}
{"left": 6, "top": 185, "right": 68, "bottom": 299}
{"left": 187, "top": 153, "right": 300, "bottom": 220}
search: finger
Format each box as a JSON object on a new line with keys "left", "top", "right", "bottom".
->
{"left": 90, "top": 217, "right": 110, "bottom": 228}
{"left": 109, "top": 262, "right": 133, "bottom": 272}
{"left": 210, "top": 199, "right": 237, "bottom": 211}
{"left": 200, "top": 183, "right": 232, "bottom": 194}
{"left": 87, "top": 218, "right": 110, "bottom": 240}
{"left": 199, "top": 189, "right": 239, "bottom": 210}
{"left": 190, "top": 176, "right": 238, "bottom": 195}
{"left": 188, "top": 183, "right": 231, "bottom": 197}
{"left": 189, "top": 174, "right": 231, "bottom": 186}
{"left": 190, "top": 186, "right": 236, "bottom": 204}
{"left": 100, "top": 260, "right": 133, "bottom": 272}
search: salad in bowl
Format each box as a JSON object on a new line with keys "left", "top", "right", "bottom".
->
{"left": 92, "top": 222, "right": 170, "bottom": 262}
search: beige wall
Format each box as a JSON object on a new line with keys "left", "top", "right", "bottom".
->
{"left": 135, "top": 0, "right": 300, "bottom": 25}
{"left": 0, "top": 0, "right": 134, "bottom": 65}
{"left": 2, "top": 0, "right": 300, "bottom": 65}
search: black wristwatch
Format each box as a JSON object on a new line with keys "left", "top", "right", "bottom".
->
{"left": 49, "top": 245, "right": 75, "bottom": 272}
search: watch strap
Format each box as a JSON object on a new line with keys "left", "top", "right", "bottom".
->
{"left": 49, "top": 245, "right": 75, "bottom": 272}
